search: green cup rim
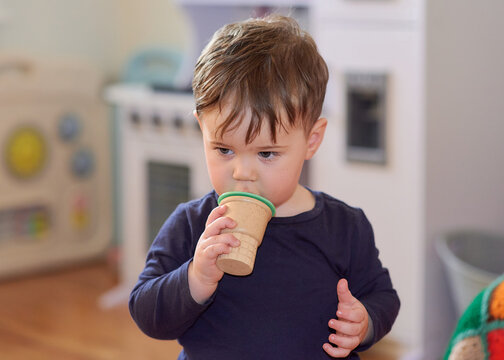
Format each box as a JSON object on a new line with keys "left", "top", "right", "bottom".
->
{"left": 218, "top": 191, "right": 276, "bottom": 217}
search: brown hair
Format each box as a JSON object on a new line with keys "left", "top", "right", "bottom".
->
{"left": 192, "top": 14, "right": 328, "bottom": 143}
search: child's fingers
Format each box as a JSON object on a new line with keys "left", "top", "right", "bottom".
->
{"left": 205, "top": 205, "right": 228, "bottom": 226}
{"left": 322, "top": 343, "right": 351, "bottom": 358}
{"left": 328, "top": 332, "right": 360, "bottom": 352}
{"left": 323, "top": 324, "right": 360, "bottom": 358}
{"left": 336, "top": 278, "right": 357, "bottom": 308}
{"left": 200, "top": 233, "right": 239, "bottom": 254}
{"left": 201, "top": 240, "right": 235, "bottom": 259}
{"left": 328, "top": 319, "right": 361, "bottom": 337}
{"left": 335, "top": 307, "right": 366, "bottom": 323}
{"left": 325, "top": 279, "right": 369, "bottom": 358}
{"left": 203, "top": 213, "right": 236, "bottom": 238}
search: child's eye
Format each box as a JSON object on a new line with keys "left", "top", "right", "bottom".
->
{"left": 217, "top": 147, "right": 233, "bottom": 156}
{"left": 258, "top": 151, "right": 277, "bottom": 160}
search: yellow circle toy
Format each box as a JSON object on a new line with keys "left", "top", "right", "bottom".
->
{"left": 5, "top": 127, "right": 47, "bottom": 179}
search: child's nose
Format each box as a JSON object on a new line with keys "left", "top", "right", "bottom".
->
{"left": 232, "top": 157, "right": 256, "bottom": 181}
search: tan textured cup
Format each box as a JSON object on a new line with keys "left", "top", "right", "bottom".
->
{"left": 216, "top": 192, "right": 275, "bottom": 276}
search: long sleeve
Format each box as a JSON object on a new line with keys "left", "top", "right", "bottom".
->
{"left": 348, "top": 210, "right": 400, "bottom": 352}
{"left": 128, "top": 195, "right": 216, "bottom": 340}
{"left": 129, "top": 259, "right": 212, "bottom": 339}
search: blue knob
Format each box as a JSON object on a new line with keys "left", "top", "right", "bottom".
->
{"left": 59, "top": 113, "right": 81, "bottom": 141}
{"left": 71, "top": 148, "right": 94, "bottom": 178}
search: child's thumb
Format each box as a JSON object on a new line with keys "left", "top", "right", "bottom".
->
{"left": 337, "top": 278, "right": 355, "bottom": 305}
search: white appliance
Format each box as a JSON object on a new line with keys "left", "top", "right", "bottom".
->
{"left": 310, "top": 0, "right": 423, "bottom": 354}
{"left": 102, "top": 85, "right": 211, "bottom": 306}
{"left": 0, "top": 55, "right": 112, "bottom": 278}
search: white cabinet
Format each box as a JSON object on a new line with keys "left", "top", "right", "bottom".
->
{"left": 311, "top": 6, "right": 424, "bottom": 353}
{"left": 313, "top": 0, "right": 421, "bottom": 24}
{"left": 311, "top": 1, "right": 504, "bottom": 359}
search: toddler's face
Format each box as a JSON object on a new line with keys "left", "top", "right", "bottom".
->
{"left": 196, "top": 105, "right": 316, "bottom": 214}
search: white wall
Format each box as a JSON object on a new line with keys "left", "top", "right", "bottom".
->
{"left": 424, "top": 0, "right": 504, "bottom": 358}
{"left": 0, "top": 0, "right": 190, "bottom": 82}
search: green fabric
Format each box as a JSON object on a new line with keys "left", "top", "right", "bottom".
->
{"left": 455, "top": 290, "right": 485, "bottom": 336}
{"left": 443, "top": 274, "right": 504, "bottom": 360}
{"left": 443, "top": 290, "right": 484, "bottom": 359}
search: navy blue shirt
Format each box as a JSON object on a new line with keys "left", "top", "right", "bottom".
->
{"left": 129, "top": 190, "right": 400, "bottom": 359}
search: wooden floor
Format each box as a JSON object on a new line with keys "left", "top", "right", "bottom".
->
{"left": 0, "top": 260, "right": 400, "bottom": 360}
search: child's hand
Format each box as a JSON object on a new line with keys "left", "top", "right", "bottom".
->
{"left": 323, "top": 279, "right": 370, "bottom": 358}
{"left": 188, "top": 205, "right": 239, "bottom": 304}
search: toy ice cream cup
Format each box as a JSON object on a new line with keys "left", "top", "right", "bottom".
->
{"left": 217, "top": 191, "right": 275, "bottom": 276}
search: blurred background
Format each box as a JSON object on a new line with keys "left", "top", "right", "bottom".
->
{"left": 0, "top": 0, "right": 503, "bottom": 359}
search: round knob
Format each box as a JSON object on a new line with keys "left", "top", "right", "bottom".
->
{"left": 71, "top": 148, "right": 95, "bottom": 178}
{"left": 58, "top": 113, "right": 81, "bottom": 141}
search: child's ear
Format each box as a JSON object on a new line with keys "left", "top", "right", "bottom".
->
{"left": 305, "top": 117, "right": 327, "bottom": 160}
{"left": 193, "top": 109, "right": 202, "bottom": 130}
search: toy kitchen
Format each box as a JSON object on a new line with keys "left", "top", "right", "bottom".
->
{"left": 0, "top": 55, "right": 112, "bottom": 278}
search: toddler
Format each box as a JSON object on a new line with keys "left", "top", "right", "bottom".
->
{"left": 129, "top": 15, "right": 400, "bottom": 359}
